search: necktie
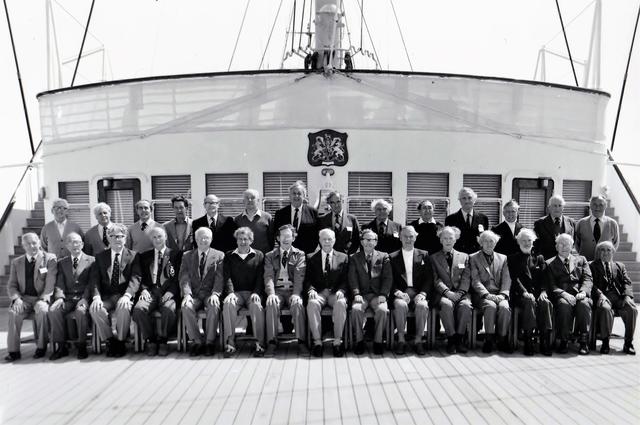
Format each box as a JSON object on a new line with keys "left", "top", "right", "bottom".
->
{"left": 366, "top": 253, "right": 373, "bottom": 276}
{"left": 378, "top": 221, "right": 385, "bottom": 236}
{"left": 209, "top": 217, "right": 216, "bottom": 232}
{"left": 564, "top": 258, "right": 570, "bottom": 274}
{"left": 466, "top": 213, "right": 471, "bottom": 228}
{"left": 141, "top": 222, "right": 148, "bottom": 232}
{"left": 199, "top": 252, "right": 206, "bottom": 278}
{"left": 29, "top": 257, "right": 36, "bottom": 269}
{"left": 446, "top": 251, "right": 453, "bottom": 269}
{"left": 111, "top": 253, "right": 120, "bottom": 286}
{"left": 282, "top": 250, "right": 288, "bottom": 268}
{"left": 73, "top": 257, "right": 79, "bottom": 270}
{"left": 156, "top": 251, "right": 164, "bottom": 286}
{"left": 605, "top": 261, "right": 611, "bottom": 281}
{"left": 334, "top": 214, "right": 341, "bottom": 231}
{"left": 293, "top": 208, "right": 300, "bottom": 229}
{"left": 485, "top": 253, "right": 493, "bottom": 265}
{"left": 593, "top": 218, "right": 601, "bottom": 242}
{"left": 324, "top": 253, "right": 330, "bottom": 276}
{"left": 554, "top": 217, "right": 561, "bottom": 234}
{"left": 102, "top": 227, "right": 109, "bottom": 246}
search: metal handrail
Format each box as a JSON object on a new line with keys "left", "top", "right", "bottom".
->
{"left": 609, "top": 152, "right": 640, "bottom": 215}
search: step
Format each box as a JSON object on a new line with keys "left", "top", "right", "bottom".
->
{"left": 618, "top": 241, "right": 633, "bottom": 252}
{"left": 622, "top": 262, "right": 640, "bottom": 272}
{"left": 614, "top": 252, "right": 637, "bottom": 262}
{"left": 26, "top": 218, "right": 45, "bottom": 227}
{"left": 34, "top": 201, "right": 44, "bottom": 211}
{"left": 30, "top": 210, "right": 45, "bottom": 219}
{"left": 0, "top": 275, "right": 8, "bottom": 285}
{"left": 4, "top": 265, "right": 9, "bottom": 275}
{"left": 21, "top": 226, "right": 42, "bottom": 235}
{"left": 0, "top": 296, "right": 10, "bottom": 308}
{"left": 14, "top": 245, "right": 25, "bottom": 255}
{"left": 620, "top": 233, "right": 628, "bottom": 243}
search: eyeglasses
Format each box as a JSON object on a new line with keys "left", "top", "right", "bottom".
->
{"left": 362, "top": 238, "right": 378, "bottom": 242}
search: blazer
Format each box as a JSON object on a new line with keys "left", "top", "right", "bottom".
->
{"left": 303, "top": 250, "right": 349, "bottom": 295}
{"left": 348, "top": 250, "right": 392, "bottom": 297}
{"left": 318, "top": 212, "right": 361, "bottom": 255}
{"left": 545, "top": 254, "right": 592, "bottom": 299}
{"left": 507, "top": 252, "right": 547, "bottom": 299}
{"left": 533, "top": 215, "right": 576, "bottom": 259}
{"left": 41, "top": 220, "right": 84, "bottom": 259}
{"left": 54, "top": 253, "right": 95, "bottom": 302}
{"left": 589, "top": 260, "right": 633, "bottom": 300}
{"left": 469, "top": 251, "right": 511, "bottom": 298}
{"left": 362, "top": 219, "right": 403, "bottom": 254}
{"left": 83, "top": 225, "right": 109, "bottom": 256}
{"left": 574, "top": 216, "right": 619, "bottom": 261}
{"left": 8, "top": 251, "right": 57, "bottom": 301}
{"left": 274, "top": 204, "right": 319, "bottom": 254}
{"left": 126, "top": 220, "right": 162, "bottom": 253}
{"left": 389, "top": 248, "right": 433, "bottom": 296}
{"left": 492, "top": 221, "right": 523, "bottom": 256}
{"left": 445, "top": 209, "right": 490, "bottom": 254}
{"left": 179, "top": 248, "right": 225, "bottom": 300}
{"left": 192, "top": 214, "right": 238, "bottom": 253}
{"left": 139, "top": 248, "right": 182, "bottom": 299}
{"left": 409, "top": 219, "right": 443, "bottom": 255}
{"left": 91, "top": 248, "right": 142, "bottom": 299}
{"left": 431, "top": 249, "right": 471, "bottom": 297}
{"left": 264, "top": 247, "right": 306, "bottom": 297}
{"left": 163, "top": 218, "right": 194, "bottom": 252}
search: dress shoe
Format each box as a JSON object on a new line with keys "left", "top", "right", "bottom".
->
{"left": 415, "top": 342, "right": 426, "bottom": 356}
{"left": 265, "top": 342, "right": 277, "bottom": 357}
{"left": 205, "top": 343, "right": 216, "bottom": 357}
{"left": 498, "top": 338, "right": 513, "bottom": 354}
{"left": 353, "top": 340, "right": 365, "bottom": 355}
{"left": 557, "top": 339, "right": 569, "bottom": 354}
{"left": 578, "top": 342, "right": 589, "bottom": 355}
{"left": 297, "top": 340, "right": 310, "bottom": 356}
{"left": 455, "top": 334, "right": 468, "bottom": 354}
{"left": 446, "top": 339, "right": 457, "bottom": 355}
{"left": 332, "top": 343, "right": 345, "bottom": 358}
{"left": 4, "top": 352, "right": 21, "bottom": 362}
{"left": 189, "top": 343, "right": 202, "bottom": 357}
{"left": 312, "top": 343, "right": 323, "bottom": 357}
{"left": 523, "top": 339, "right": 534, "bottom": 356}
{"left": 394, "top": 341, "right": 406, "bottom": 356}
{"left": 600, "top": 339, "right": 610, "bottom": 355}
{"left": 623, "top": 342, "right": 636, "bottom": 355}
{"left": 373, "top": 342, "right": 384, "bottom": 355}
{"left": 253, "top": 343, "right": 266, "bottom": 357}
{"left": 77, "top": 345, "right": 89, "bottom": 360}
{"left": 223, "top": 344, "right": 237, "bottom": 358}
{"left": 145, "top": 342, "right": 158, "bottom": 357}
{"left": 106, "top": 338, "right": 117, "bottom": 357}
{"left": 482, "top": 334, "right": 495, "bottom": 354}
{"left": 114, "top": 340, "right": 127, "bottom": 358}
{"left": 33, "top": 348, "right": 47, "bottom": 359}
{"left": 157, "top": 343, "right": 169, "bottom": 357}
{"left": 49, "top": 345, "right": 69, "bottom": 360}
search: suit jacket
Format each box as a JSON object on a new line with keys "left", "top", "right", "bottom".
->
{"left": 431, "top": 249, "right": 471, "bottom": 297}
{"left": 318, "top": 212, "right": 361, "bottom": 255}
{"left": 274, "top": 204, "right": 319, "bottom": 254}
{"left": 409, "top": 219, "right": 443, "bottom": 255}
{"left": 470, "top": 251, "right": 511, "bottom": 298}
{"left": 192, "top": 214, "right": 238, "bottom": 253}
{"left": 264, "top": 247, "right": 306, "bottom": 297}
{"left": 363, "top": 219, "right": 403, "bottom": 254}
{"left": 179, "top": 248, "right": 225, "bottom": 300}
{"left": 348, "top": 250, "right": 392, "bottom": 297}
{"left": 492, "top": 221, "right": 523, "bottom": 256}
{"left": 163, "top": 218, "right": 194, "bottom": 252}
{"left": 41, "top": 220, "right": 84, "bottom": 259}
{"left": 589, "top": 260, "right": 633, "bottom": 300}
{"left": 533, "top": 215, "right": 576, "bottom": 259}
{"left": 91, "top": 248, "right": 142, "bottom": 299}
{"left": 139, "top": 248, "right": 182, "bottom": 299}
{"left": 303, "top": 250, "right": 349, "bottom": 295}
{"left": 83, "top": 225, "right": 109, "bottom": 256}
{"left": 445, "top": 209, "right": 490, "bottom": 254}
{"left": 575, "top": 216, "right": 619, "bottom": 261}
{"left": 8, "top": 251, "right": 57, "bottom": 301}
{"left": 126, "top": 220, "right": 162, "bottom": 253}
{"left": 54, "top": 253, "right": 95, "bottom": 302}
{"left": 545, "top": 254, "right": 592, "bottom": 299}
{"left": 507, "top": 252, "right": 547, "bottom": 299}
{"left": 389, "top": 248, "right": 433, "bottom": 296}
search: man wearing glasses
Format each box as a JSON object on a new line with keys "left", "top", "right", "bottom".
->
{"left": 192, "top": 194, "right": 237, "bottom": 253}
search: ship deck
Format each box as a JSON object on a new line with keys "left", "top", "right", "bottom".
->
{"left": 1, "top": 311, "right": 638, "bottom": 425}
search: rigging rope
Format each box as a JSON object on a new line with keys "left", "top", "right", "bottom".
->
{"left": 388, "top": 0, "right": 413, "bottom": 71}
{"left": 228, "top": 0, "right": 252, "bottom": 72}
{"left": 259, "top": 0, "right": 285, "bottom": 69}
{"left": 354, "top": 0, "right": 380, "bottom": 69}
{"left": 298, "top": 0, "right": 306, "bottom": 50}
{"left": 71, "top": 0, "right": 96, "bottom": 86}
{"left": 554, "top": 0, "right": 579, "bottom": 86}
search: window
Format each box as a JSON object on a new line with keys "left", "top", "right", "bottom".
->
{"left": 58, "top": 181, "right": 91, "bottom": 230}
{"left": 406, "top": 172, "right": 449, "bottom": 224}
{"left": 462, "top": 174, "right": 502, "bottom": 226}
{"left": 347, "top": 172, "right": 392, "bottom": 223}
{"left": 151, "top": 175, "right": 191, "bottom": 223}
{"left": 263, "top": 172, "right": 307, "bottom": 216}
{"left": 518, "top": 188, "right": 547, "bottom": 228}
{"left": 205, "top": 173, "right": 249, "bottom": 217}
{"left": 563, "top": 179, "right": 592, "bottom": 220}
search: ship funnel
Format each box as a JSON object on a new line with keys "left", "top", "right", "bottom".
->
{"left": 312, "top": 0, "right": 344, "bottom": 71}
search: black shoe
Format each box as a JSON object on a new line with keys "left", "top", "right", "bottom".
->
{"left": 415, "top": 342, "right": 426, "bottom": 356}
{"left": 106, "top": 338, "right": 117, "bottom": 357}
{"left": 157, "top": 343, "right": 169, "bottom": 357}
{"left": 4, "top": 352, "right": 21, "bottom": 362}
{"left": 145, "top": 341, "right": 158, "bottom": 357}
{"left": 578, "top": 342, "right": 589, "bottom": 355}
{"left": 49, "top": 345, "right": 69, "bottom": 360}
{"left": 557, "top": 339, "right": 569, "bottom": 354}
{"left": 77, "top": 345, "right": 89, "bottom": 360}
{"left": 499, "top": 338, "right": 513, "bottom": 354}
{"left": 265, "top": 342, "right": 277, "bottom": 357}
{"left": 540, "top": 333, "right": 552, "bottom": 356}
{"left": 312, "top": 343, "right": 323, "bottom": 358}
{"left": 189, "top": 343, "right": 202, "bottom": 357}
{"left": 373, "top": 342, "right": 384, "bottom": 355}
{"left": 205, "top": 343, "right": 216, "bottom": 357}
{"left": 523, "top": 339, "right": 534, "bottom": 356}
{"left": 455, "top": 334, "right": 468, "bottom": 354}
{"left": 600, "top": 338, "right": 610, "bottom": 355}
{"left": 394, "top": 342, "right": 406, "bottom": 355}
{"left": 113, "top": 340, "right": 127, "bottom": 358}
{"left": 446, "top": 338, "right": 457, "bottom": 354}
{"left": 623, "top": 342, "right": 636, "bottom": 355}
{"left": 482, "top": 335, "right": 494, "bottom": 353}
{"left": 297, "top": 340, "right": 310, "bottom": 357}
{"left": 253, "top": 343, "right": 266, "bottom": 357}
{"left": 33, "top": 348, "right": 47, "bottom": 359}
{"left": 354, "top": 340, "right": 365, "bottom": 355}
{"left": 333, "top": 343, "right": 345, "bottom": 358}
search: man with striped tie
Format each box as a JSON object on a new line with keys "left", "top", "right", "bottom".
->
{"left": 84, "top": 202, "right": 113, "bottom": 256}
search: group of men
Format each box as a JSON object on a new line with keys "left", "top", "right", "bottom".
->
{"left": 5, "top": 183, "right": 636, "bottom": 362}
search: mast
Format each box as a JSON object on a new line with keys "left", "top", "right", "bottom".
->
{"left": 313, "top": 0, "right": 344, "bottom": 70}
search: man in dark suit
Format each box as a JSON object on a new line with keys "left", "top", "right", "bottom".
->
{"left": 492, "top": 199, "right": 523, "bottom": 256}
{"left": 274, "top": 181, "right": 319, "bottom": 254}
{"left": 348, "top": 229, "right": 392, "bottom": 355}
{"left": 163, "top": 195, "right": 194, "bottom": 253}
{"left": 445, "top": 187, "right": 489, "bottom": 254}
{"left": 546, "top": 233, "right": 592, "bottom": 355}
{"left": 507, "top": 229, "right": 553, "bottom": 356}
{"left": 533, "top": 195, "right": 576, "bottom": 259}
{"left": 84, "top": 202, "right": 112, "bottom": 256}
{"left": 590, "top": 241, "right": 636, "bottom": 355}
{"left": 575, "top": 195, "right": 619, "bottom": 261}
{"left": 192, "top": 194, "right": 238, "bottom": 253}
{"left": 363, "top": 199, "right": 402, "bottom": 254}
{"left": 318, "top": 190, "right": 360, "bottom": 255}
{"left": 389, "top": 226, "right": 433, "bottom": 355}
{"left": 89, "top": 223, "right": 142, "bottom": 357}
{"left": 304, "top": 228, "right": 349, "bottom": 357}
{"left": 126, "top": 200, "right": 162, "bottom": 253}
{"left": 132, "top": 227, "right": 182, "bottom": 356}
{"left": 409, "top": 199, "right": 443, "bottom": 255}
{"left": 49, "top": 232, "right": 95, "bottom": 360}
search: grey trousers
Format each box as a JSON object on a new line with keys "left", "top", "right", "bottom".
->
{"left": 438, "top": 295, "right": 472, "bottom": 336}
{"left": 265, "top": 289, "right": 306, "bottom": 342}
{"left": 49, "top": 298, "right": 88, "bottom": 344}
{"left": 307, "top": 289, "right": 347, "bottom": 345}
{"left": 89, "top": 295, "right": 131, "bottom": 342}
{"left": 223, "top": 291, "right": 265, "bottom": 346}
{"left": 351, "top": 293, "right": 388, "bottom": 343}
{"left": 182, "top": 297, "right": 219, "bottom": 344}
{"left": 393, "top": 288, "right": 429, "bottom": 342}
{"left": 7, "top": 295, "right": 49, "bottom": 352}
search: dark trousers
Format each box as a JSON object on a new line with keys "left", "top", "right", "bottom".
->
{"left": 132, "top": 290, "right": 177, "bottom": 342}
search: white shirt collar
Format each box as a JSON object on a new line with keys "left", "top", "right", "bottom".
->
{"left": 590, "top": 215, "right": 604, "bottom": 224}
{"left": 418, "top": 217, "right": 436, "bottom": 225}
{"left": 243, "top": 209, "right": 262, "bottom": 219}
{"left": 207, "top": 214, "right": 218, "bottom": 224}
{"left": 233, "top": 248, "right": 256, "bottom": 256}
{"left": 197, "top": 248, "right": 210, "bottom": 257}
{"left": 463, "top": 209, "right": 474, "bottom": 219}
{"left": 156, "top": 247, "right": 166, "bottom": 257}
{"left": 71, "top": 252, "right": 83, "bottom": 261}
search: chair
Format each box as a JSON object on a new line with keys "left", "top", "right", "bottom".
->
{"left": 589, "top": 307, "right": 620, "bottom": 351}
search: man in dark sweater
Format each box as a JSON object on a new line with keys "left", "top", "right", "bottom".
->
{"left": 234, "top": 189, "right": 274, "bottom": 254}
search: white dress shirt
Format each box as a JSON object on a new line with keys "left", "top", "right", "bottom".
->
{"left": 402, "top": 248, "right": 414, "bottom": 287}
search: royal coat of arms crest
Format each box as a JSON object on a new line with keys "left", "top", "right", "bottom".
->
{"left": 307, "top": 129, "right": 349, "bottom": 166}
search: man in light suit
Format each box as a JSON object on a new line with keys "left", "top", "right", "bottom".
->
{"left": 133, "top": 227, "right": 182, "bottom": 356}
{"left": 163, "top": 195, "right": 194, "bottom": 253}
{"left": 575, "top": 195, "right": 619, "bottom": 261}
{"left": 5, "top": 233, "right": 57, "bottom": 361}
{"left": 492, "top": 199, "right": 523, "bottom": 256}
{"left": 590, "top": 241, "right": 636, "bottom": 355}
{"left": 126, "top": 199, "right": 162, "bottom": 253}
{"left": 274, "top": 181, "right": 319, "bottom": 254}
{"left": 546, "top": 233, "right": 592, "bottom": 355}
{"left": 41, "top": 198, "right": 84, "bottom": 259}
{"left": 263, "top": 225, "right": 307, "bottom": 356}
{"left": 533, "top": 195, "right": 576, "bottom": 259}
{"left": 90, "top": 223, "right": 142, "bottom": 357}
{"left": 49, "top": 232, "right": 95, "bottom": 360}
{"left": 348, "top": 229, "right": 392, "bottom": 355}
{"left": 431, "top": 226, "right": 472, "bottom": 354}
{"left": 318, "top": 190, "right": 360, "bottom": 255}
{"left": 445, "top": 187, "right": 490, "bottom": 254}
{"left": 363, "top": 199, "right": 402, "bottom": 254}
{"left": 389, "top": 226, "right": 433, "bottom": 355}
{"left": 470, "top": 230, "right": 512, "bottom": 353}
{"left": 305, "top": 228, "right": 349, "bottom": 357}
{"left": 83, "top": 202, "right": 112, "bottom": 256}
{"left": 180, "top": 227, "right": 225, "bottom": 356}
{"left": 192, "top": 194, "right": 238, "bottom": 253}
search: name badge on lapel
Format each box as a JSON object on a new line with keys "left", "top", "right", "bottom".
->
{"left": 393, "top": 231, "right": 399, "bottom": 238}
{"left": 457, "top": 264, "right": 465, "bottom": 269}
{"left": 39, "top": 267, "right": 48, "bottom": 274}
{"left": 346, "top": 226, "right": 353, "bottom": 232}
{"left": 478, "top": 224, "right": 485, "bottom": 232}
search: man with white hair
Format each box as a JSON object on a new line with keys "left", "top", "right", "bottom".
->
{"left": 445, "top": 187, "right": 489, "bottom": 254}
{"left": 192, "top": 194, "right": 238, "bottom": 252}
{"left": 318, "top": 190, "right": 361, "bottom": 255}
{"left": 234, "top": 189, "right": 274, "bottom": 254}
{"left": 84, "top": 202, "right": 113, "bottom": 256}
{"left": 533, "top": 194, "right": 576, "bottom": 259}
{"left": 274, "top": 181, "right": 319, "bottom": 254}
{"left": 41, "top": 198, "right": 84, "bottom": 259}
{"left": 492, "top": 199, "right": 523, "bottom": 256}
{"left": 575, "top": 195, "right": 619, "bottom": 261}
{"left": 363, "top": 199, "right": 402, "bottom": 253}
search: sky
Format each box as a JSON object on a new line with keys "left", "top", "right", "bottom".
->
{"left": 0, "top": 0, "right": 638, "bottom": 209}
